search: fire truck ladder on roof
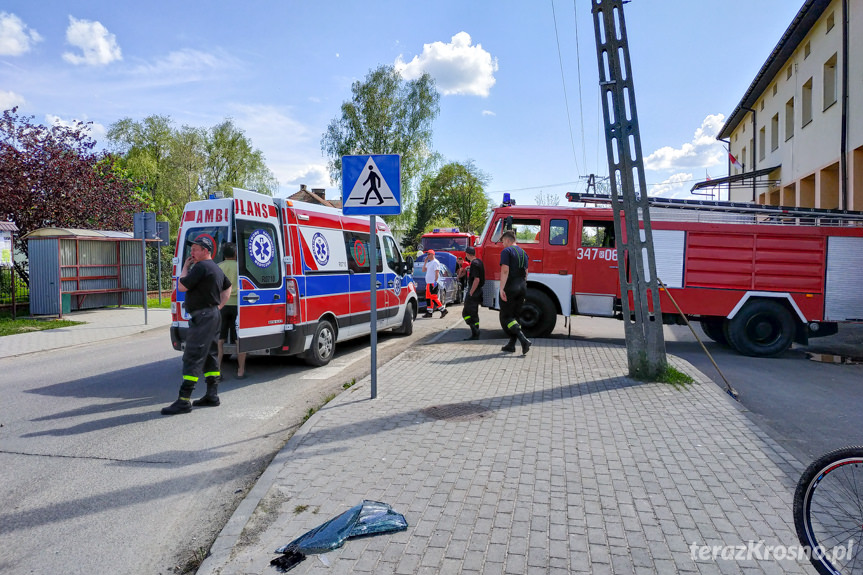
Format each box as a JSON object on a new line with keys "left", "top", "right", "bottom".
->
{"left": 566, "top": 192, "right": 863, "bottom": 223}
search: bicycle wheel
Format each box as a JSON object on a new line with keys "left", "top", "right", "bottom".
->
{"left": 793, "top": 446, "right": 863, "bottom": 575}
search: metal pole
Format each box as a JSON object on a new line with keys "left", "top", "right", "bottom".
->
{"left": 369, "top": 215, "right": 377, "bottom": 399}
{"left": 157, "top": 239, "right": 163, "bottom": 305}
{"left": 142, "top": 238, "right": 148, "bottom": 325}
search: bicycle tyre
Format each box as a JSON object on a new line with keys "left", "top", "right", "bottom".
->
{"left": 793, "top": 446, "right": 863, "bottom": 575}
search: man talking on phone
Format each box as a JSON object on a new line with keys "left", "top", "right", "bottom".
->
{"left": 162, "top": 236, "right": 232, "bottom": 415}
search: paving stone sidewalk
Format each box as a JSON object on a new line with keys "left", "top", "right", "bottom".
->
{"left": 0, "top": 307, "right": 171, "bottom": 359}
{"left": 200, "top": 336, "right": 815, "bottom": 575}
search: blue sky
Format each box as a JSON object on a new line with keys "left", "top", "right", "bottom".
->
{"left": 1, "top": 1, "right": 803, "bottom": 206}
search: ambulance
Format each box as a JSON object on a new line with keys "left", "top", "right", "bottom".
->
{"left": 169, "top": 188, "right": 417, "bottom": 366}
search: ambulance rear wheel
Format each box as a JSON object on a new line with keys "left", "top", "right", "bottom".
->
{"left": 699, "top": 318, "right": 728, "bottom": 345}
{"left": 306, "top": 319, "right": 336, "bottom": 366}
{"left": 394, "top": 302, "right": 415, "bottom": 336}
{"left": 724, "top": 299, "right": 795, "bottom": 357}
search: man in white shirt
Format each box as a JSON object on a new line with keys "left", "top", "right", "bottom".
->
{"left": 422, "top": 250, "right": 448, "bottom": 318}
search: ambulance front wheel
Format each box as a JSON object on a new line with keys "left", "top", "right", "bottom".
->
{"left": 305, "top": 319, "right": 336, "bottom": 366}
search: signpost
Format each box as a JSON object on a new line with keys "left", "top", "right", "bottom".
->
{"left": 133, "top": 212, "right": 157, "bottom": 325}
{"left": 342, "top": 154, "right": 402, "bottom": 399}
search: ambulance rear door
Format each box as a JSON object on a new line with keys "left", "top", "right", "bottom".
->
{"left": 233, "top": 188, "right": 286, "bottom": 352}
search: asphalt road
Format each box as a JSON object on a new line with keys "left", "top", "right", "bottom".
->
{"left": 0, "top": 312, "right": 452, "bottom": 575}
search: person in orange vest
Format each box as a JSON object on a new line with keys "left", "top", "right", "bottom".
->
{"left": 422, "top": 250, "right": 448, "bottom": 318}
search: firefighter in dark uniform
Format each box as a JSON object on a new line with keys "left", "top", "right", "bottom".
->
{"left": 499, "top": 230, "right": 531, "bottom": 354}
{"left": 461, "top": 246, "right": 485, "bottom": 340}
{"left": 162, "top": 236, "right": 232, "bottom": 415}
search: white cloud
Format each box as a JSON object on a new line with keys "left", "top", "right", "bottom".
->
{"left": 131, "top": 48, "right": 232, "bottom": 77}
{"left": 0, "top": 12, "right": 42, "bottom": 56}
{"left": 395, "top": 32, "right": 498, "bottom": 97}
{"left": 230, "top": 104, "right": 330, "bottom": 194}
{"left": 0, "top": 90, "right": 25, "bottom": 110}
{"left": 482, "top": 110, "right": 496, "bottom": 116}
{"left": 648, "top": 172, "right": 695, "bottom": 199}
{"left": 46, "top": 113, "right": 107, "bottom": 141}
{"left": 644, "top": 114, "right": 725, "bottom": 171}
{"left": 62, "top": 16, "right": 122, "bottom": 66}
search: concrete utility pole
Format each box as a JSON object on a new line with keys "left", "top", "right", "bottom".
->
{"left": 591, "top": 0, "right": 667, "bottom": 378}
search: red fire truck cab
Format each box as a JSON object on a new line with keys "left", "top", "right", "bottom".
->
{"left": 476, "top": 198, "right": 863, "bottom": 357}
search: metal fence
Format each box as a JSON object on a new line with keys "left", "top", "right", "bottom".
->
{"left": 0, "top": 265, "right": 29, "bottom": 313}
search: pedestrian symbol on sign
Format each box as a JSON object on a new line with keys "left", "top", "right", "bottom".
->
{"left": 362, "top": 166, "right": 384, "bottom": 205}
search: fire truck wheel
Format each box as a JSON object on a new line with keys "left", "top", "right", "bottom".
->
{"left": 699, "top": 318, "right": 728, "bottom": 345}
{"left": 518, "top": 288, "right": 557, "bottom": 338}
{"left": 724, "top": 299, "right": 795, "bottom": 357}
{"left": 305, "top": 319, "right": 336, "bottom": 366}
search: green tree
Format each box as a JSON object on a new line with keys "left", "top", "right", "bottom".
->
{"left": 108, "top": 115, "right": 278, "bottom": 230}
{"left": 321, "top": 65, "right": 440, "bottom": 228}
{"left": 436, "top": 160, "right": 493, "bottom": 233}
{"left": 201, "top": 119, "right": 277, "bottom": 196}
{"left": 0, "top": 108, "right": 144, "bottom": 283}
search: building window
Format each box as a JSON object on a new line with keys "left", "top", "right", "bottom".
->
{"left": 771, "top": 113, "right": 779, "bottom": 151}
{"left": 787, "top": 66, "right": 793, "bottom": 80}
{"left": 740, "top": 147, "right": 747, "bottom": 172}
{"left": 734, "top": 133, "right": 738, "bottom": 143}
{"left": 760, "top": 99, "right": 764, "bottom": 111}
{"left": 802, "top": 77, "right": 813, "bottom": 126}
{"left": 804, "top": 41, "right": 811, "bottom": 59}
{"left": 772, "top": 84, "right": 778, "bottom": 96}
{"left": 785, "top": 98, "right": 794, "bottom": 141}
{"left": 823, "top": 53, "right": 838, "bottom": 110}
{"left": 759, "top": 127, "right": 766, "bottom": 161}
{"left": 827, "top": 11, "right": 835, "bottom": 32}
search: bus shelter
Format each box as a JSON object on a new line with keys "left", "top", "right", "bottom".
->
{"left": 26, "top": 228, "right": 147, "bottom": 316}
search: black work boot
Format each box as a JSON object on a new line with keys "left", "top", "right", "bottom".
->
{"left": 193, "top": 379, "right": 220, "bottom": 407}
{"left": 162, "top": 381, "right": 195, "bottom": 415}
{"left": 464, "top": 323, "right": 480, "bottom": 340}
{"left": 501, "top": 335, "right": 517, "bottom": 353}
{"left": 517, "top": 330, "right": 532, "bottom": 355}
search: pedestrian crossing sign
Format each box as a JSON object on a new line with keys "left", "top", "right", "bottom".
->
{"left": 341, "top": 154, "right": 401, "bottom": 215}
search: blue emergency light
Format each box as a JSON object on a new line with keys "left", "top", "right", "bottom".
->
{"left": 502, "top": 193, "right": 516, "bottom": 207}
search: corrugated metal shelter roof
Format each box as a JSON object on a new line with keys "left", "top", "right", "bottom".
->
{"left": 23, "top": 228, "right": 134, "bottom": 239}
{"left": 0, "top": 221, "right": 19, "bottom": 232}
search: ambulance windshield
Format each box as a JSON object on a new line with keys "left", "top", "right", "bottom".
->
{"left": 182, "top": 226, "right": 230, "bottom": 263}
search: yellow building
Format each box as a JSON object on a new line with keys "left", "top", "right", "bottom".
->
{"left": 698, "top": 0, "right": 862, "bottom": 210}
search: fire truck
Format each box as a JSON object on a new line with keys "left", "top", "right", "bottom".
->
{"left": 476, "top": 194, "right": 863, "bottom": 357}
{"left": 170, "top": 188, "right": 417, "bottom": 366}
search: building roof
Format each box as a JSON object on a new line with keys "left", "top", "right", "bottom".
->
{"left": 23, "top": 228, "right": 134, "bottom": 239}
{"left": 0, "top": 221, "right": 19, "bottom": 232}
{"left": 288, "top": 186, "right": 342, "bottom": 209}
{"left": 718, "top": 0, "right": 831, "bottom": 140}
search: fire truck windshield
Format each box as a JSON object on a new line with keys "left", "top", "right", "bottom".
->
{"left": 421, "top": 237, "right": 468, "bottom": 252}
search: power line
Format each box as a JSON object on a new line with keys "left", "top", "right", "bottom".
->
{"left": 551, "top": 0, "right": 582, "bottom": 178}
{"left": 572, "top": 0, "right": 588, "bottom": 172}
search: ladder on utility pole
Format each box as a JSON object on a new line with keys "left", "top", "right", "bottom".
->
{"left": 592, "top": 0, "right": 667, "bottom": 379}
